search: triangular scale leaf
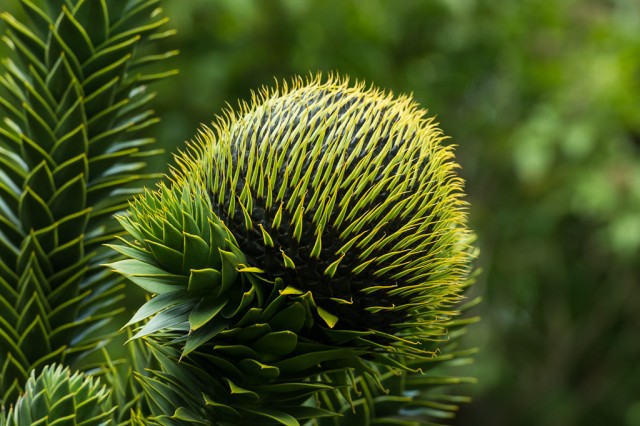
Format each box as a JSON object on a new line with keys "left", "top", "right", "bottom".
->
{"left": 252, "top": 331, "right": 297, "bottom": 357}
{"left": 131, "top": 304, "right": 191, "bottom": 340}
{"left": 54, "top": 97, "right": 86, "bottom": 138}
{"left": 48, "top": 234, "right": 84, "bottom": 271}
{"left": 187, "top": 268, "right": 222, "bottom": 295}
{"left": 55, "top": 207, "right": 90, "bottom": 245}
{"left": 19, "top": 187, "right": 54, "bottom": 231}
{"left": 273, "top": 349, "right": 364, "bottom": 373}
{"left": 188, "top": 295, "right": 227, "bottom": 331}
{"left": 4, "top": 28, "right": 47, "bottom": 76}
{"left": 183, "top": 232, "right": 211, "bottom": 272}
{"left": 20, "top": 135, "right": 55, "bottom": 169}
{"left": 23, "top": 102, "right": 57, "bottom": 153}
{"left": 48, "top": 173, "right": 86, "bottom": 218}
{"left": 107, "top": 259, "right": 186, "bottom": 294}
{"left": 241, "top": 407, "right": 299, "bottom": 426}
{"left": 125, "top": 290, "right": 191, "bottom": 328}
{"left": 106, "top": 242, "right": 155, "bottom": 265}
{"left": 182, "top": 316, "right": 228, "bottom": 356}
{"left": 268, "top": 302, "right": 307, "bottom": 334}
{"left": 56, "top": 6, "right": 94, "bottom": 62}
{"left": 72, "top": 0, "right": 109, "bottom": 46}
{"left": 238, "top": 358, "right": 280, "bottom": 379}
{"left": 19, "top": 0, "right": 53, "bottom": 37}
{"left": 45, "top": 54, "right": 73, "bottom": 100}
{"left": 24, "top": 161, "right": 55, "bottom": 201}
{"left": 52, "top": 154, "right": 88, "bottom": 190}
{"left": 146, "top": 240, "right": 183, "bottom": 274}
{"left": 218, "top": 249, "right": 239, "bottom": 294}
{"left": 84, "top": 54, "right": 130, "bottom": 95}
{"left": 17, "top": 316, "right": 51, "bottom": 362}
{"left": 84, "top": 76, "right": 120, "bottom": 118}
{"left": 111, "top": 0, "right": 163, "bottom": 34}
{"left": 225, "top": 379, "right": 259, "bottom": 400}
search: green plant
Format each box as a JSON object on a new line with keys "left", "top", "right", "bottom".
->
{"left": 0, "top": 0, "right": 174, "bottom": 408}
{"left": 0, "top": 1, "right": 478, "bottom": 425}
{"left": 107, "top": 76, "right": 478, "bottom": 424}
{"left": 0, "top": 364, "right": 114, "bottom": 426}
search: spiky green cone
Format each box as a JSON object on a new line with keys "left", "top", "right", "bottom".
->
{"left": 109, "top": 75, "right": 477, "bottom": 424}
{"left": 0, "top": 0, "right": 176, "bottom": 404}
{"left": 180, "top": 75, "right": 476, "bottom": 359}
{"left": 0, "top": 364, "right": 115, "bottom": 425}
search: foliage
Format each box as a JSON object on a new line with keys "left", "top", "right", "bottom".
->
{"left": 0, "top": 364, "right": 114, "bottom": 426}
{"left": 0, "top": 0, "right": 173, "bottom": 411}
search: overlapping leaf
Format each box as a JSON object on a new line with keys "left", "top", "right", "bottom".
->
{"left": 314, "top": 293, "right": 481, "bottom": 426}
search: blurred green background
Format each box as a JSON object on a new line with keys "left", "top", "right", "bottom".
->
{"left": 3, "top": 0, "right": 640, "bottom": 425}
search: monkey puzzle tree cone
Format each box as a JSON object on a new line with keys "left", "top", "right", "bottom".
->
{"left": 108, "top": 75, "right": 477, "bottom": 423}
{"left": 184, "top": 75, "right": 475, "bottom": 354}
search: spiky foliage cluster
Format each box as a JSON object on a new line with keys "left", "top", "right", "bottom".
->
{"left": 0, "top": 0, "right": 175, "bottom": 405}
{"left": 189, "top": 76, "right": 475, "bottom": 355}
{"left": 109, "top": 183, "right": 364, "bottom": 424}
{"left": 316, "top": 295, "right": 480, "bottom": 425}
{"left": 109, "top": 76, "right": 477, "bottom": 424}
{"left": 98, "top": 334, "right": 157, "bottom": 424}
{"left": 0, "top": 364, "right": 114, "bottom": 426}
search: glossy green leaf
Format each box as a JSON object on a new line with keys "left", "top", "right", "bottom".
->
{"left": 182, "top": 316, "right": 228, "bottom": 356}
{"left": 19, "top": 187, "right": 54, "bottom": 231}
{"left": 268, "top": 302, "right": 307, "bottom": 334}
{"left": 1, "top": 12, "right": 43, "bottom": 55}
{"left": 72, "top": 0, "right": 108, "bottom": 46}
{"left": 125, "top": 290, "right": 191, "bottom": 328}
{"left": 252, "top": 331, "right": 297, "bottom": 357}
{"left": 20, "top": 135, "right": 54, "bottom": 169}
{"left": 188, "top": 295, "right": 227, "bottom": 331}
{"left": 317, "top": 306, "right": 339, "bottom": 329}
{"left": 48, "top": 174, "right": 86, "bottom": 218}
{"left": 238, "top": 358, "right": 280, "bottom": 379}
{"left": 218, "top": 249, "right": 239, "bottom": 294}
{"left": 4, "top": 28, "right": 47, "bottom": 76}
{"left": 107, "top": 259, "right": 185, "bottom": 294}
{"left": 187, "top": 268, "right": 222, "bottom": 295}
{"left": 18, "top": 0, "right": 52, "bottom": 37}
{"left": 55, "top": 207, "right": 90, "bottom": 245}
{"left": 241, "top": 407, "right": 299, "bottom": 426}
{"left": 56, "top": 6, "right": 94, "bottom": 63}
{"left": 183, "top": 232, "right": 209, "bottom": 272}
{"left": 131, "top": 304, "right": 191, "bottom": 340}
{"left": 225, "top": 379, "right": 259, "bottom": 400}
{"left": 54, "top": 97, "right": 85, "bottom": 138}
{"left": 23, "top": 161, "right": 55, "bottom": 201}
{"left": 23, "top": 101, "right": 57, "bottom": 152}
